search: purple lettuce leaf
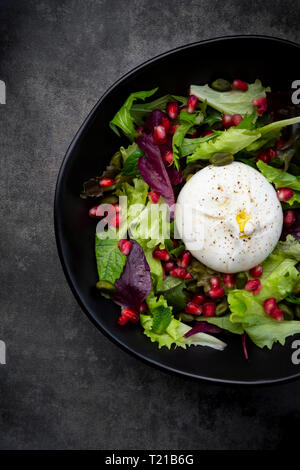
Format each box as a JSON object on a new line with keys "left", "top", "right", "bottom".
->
{"left": 137, "top": 133, "right": 175, "bottom": 216}
{"left": 184, "top": 322, "right": 222, "bottom": 338}
{"left": 111, "top": 240, "right": 152, "bottom": 311}
{"left": 166, "top": 164, "right": 182, "bottom": 185}
{"left": 281, "top": 209, "right": 300, "bottom": 242}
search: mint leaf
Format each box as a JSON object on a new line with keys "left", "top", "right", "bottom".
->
{"left": 95, "top": 236, "right": 126, "bottom": 284}
{"left": 121, "top": 148, "right": 144, "bottom": 176}
{"left": 152, "top": 304, "right": 173, "bottom": 334}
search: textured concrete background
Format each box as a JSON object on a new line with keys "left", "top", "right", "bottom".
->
{"left": 1, "top": 0, "right": 300, "bottom": 450}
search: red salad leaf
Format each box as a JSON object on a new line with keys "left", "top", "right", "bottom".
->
{"left": 184, "top": 322, "right": 221, "bottom": 338}
{"left": 111, "top": 240, "right": 152, "bottom": 311}
{"left": 137, "top": 133, "right": 175, "bottom": 216}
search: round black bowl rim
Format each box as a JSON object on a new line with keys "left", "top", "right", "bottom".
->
{"left": 54, "top": 35, "right": 300, "bottom": 385}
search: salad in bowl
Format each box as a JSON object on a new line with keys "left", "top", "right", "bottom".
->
{"left": 81, "top": 77, "right": 300, "bottom": 358}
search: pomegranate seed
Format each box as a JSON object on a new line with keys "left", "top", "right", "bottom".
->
{"left": 283, "top": 210, "right": 296, "bottom": 228}
{"left": 164, "top": 261, "right": 175, "bottom": 272}
{"left": 177, "top": 251, "right": 192, "bottom": 268}
{"left": 139, "top": 303, "right": 147, "bottom": 313}
{"left": 89, "top": 205, "right": 102, "bottom": 218}
{"left": 118, "top": 315, "right": 129, "bottom": 325}
{"left": 118, "top": 239, "right": 132, "bottom": 255}
{"left": 187, "top": 95, "right": 198, "bottom": 113}
{"left": 271, "top": 308, "right": 284, "bottom": 321}
{"left": 252, "top": 97, "right": 268, "bottom": 114}
{"left": 170, "top": 267, "right": 188, "bottom": 279}
{"left": 110, "top": 213, "right": 122, "bottom": 228}
{"left": 184, "top": 272, "right": 193, "bottom": 280}
{"left": 99, "top": 177, "right": 115, "bottom": 187}
{"left": 148, "top": 190, "right": 160, "bottom": 203}
{"left": 153, "top": 125, "right": 167, "bottom": 145}
{"left": 256, "top": 150, "right": 270, "bottom": 164}
{"left": 222, "top": 273, "right": 236, "bottom": 288}
{"left": 245, "top": 279, "right": 261, "bottom": 293}
{"left": 166, "top": 101, "right": 179, "bottom": 120}
{"left": 163, "top": 150, "right": 173, "bottom": 164}
{"left": 277, "top": 187, "right": 294, "bottom": 202}
{"left": 208, "top": 287, "right": 225, "bottom": 299}
{"left": 172, "top": 239, "right": 179, "bottom": 248}
{"left": 268, "top": 148, "right": 277, "bottom": 159}
{"left": 202, "top": 302, "right": 216, "bottom": 317}
{"left": 192, "top": 294, "right": 206, "bottom": 305}
{"left": 232, "top": 114, "right": 243, "bottom": 126}
{"left": 222, "top": 114, "right": 233, "bottom": 129}
{"left": 276, "top": 139, "right": 285, "bottom": 149}
{"left": 169, "top": 124, "right": 180, "bottom": 135}
{"left": 161, "top": 116, "right": 171, "bottom": 133}
{"left": 112, "top": 203, "right": 121, "bottom": 213}
{"left": 118, "top": 308, "right": 139, "bottom": 325}
{"left": 210, "top": 277, "right": 221, "bottom": 288}
{"left": 264, "top": 297, "right": 277, "bottom": 315}
{"left": 253, "top": 284, "right": 262, "bottom": 295}
{"left": 136, "top": 126, "right": 144, "bottom": 134}
{"left": 202, "top": 130, "right": 214, "bottom": 137}
{"left": 153, "top": 248, "right": 170, "bottom": 261}
{"left": 185, "top": 302, "right": 202, "bottom": 315}
{"left": 232, "top": 79, "right": 248, "bottom": 92}
{"left": 249, "top": 264, "right": 263, "bottom": 278}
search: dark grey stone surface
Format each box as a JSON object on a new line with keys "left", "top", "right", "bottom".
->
{"left": 1, "top": 0, "right": 300, "bottom": 450}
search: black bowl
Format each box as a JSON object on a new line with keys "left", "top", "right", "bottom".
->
{"left": 55, "top": 36, "right": 300, "bottom": 384}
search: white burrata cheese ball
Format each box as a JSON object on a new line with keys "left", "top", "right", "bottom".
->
{"left": 175, "top": 162, "right": 283, "bottom": 273}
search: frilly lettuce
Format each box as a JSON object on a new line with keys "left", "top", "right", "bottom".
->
{"left": 190, "top": 79, "right": 269, "bottom": 116}
{"left": 142, "top": 291, "right": 226, "bottom": 350}
{"left": 186, "top": 128, "right": 260, "bottom": 163}
{"left": 140, "top": 315, "right": 226, "bottom": 350}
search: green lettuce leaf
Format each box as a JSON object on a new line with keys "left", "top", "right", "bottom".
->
{"left": 190, "top": 79, "right": 269, "bottom": 116}
{"left": 138, "top": 242, "right": 163, "bottom": 291}
{"left": 110, "top": 88, "right": 158, "bottom": 140}
{"left": 181, "top": 132, "right": 218, "bottom": 157}
{"left": 246, "top": 116, "right": 300, "bottom": 151}
{"left": 246, "top": 320, "right": 300, "bottom": 349}
{"left": 227, "top": 237, "right": 300, "bottom": 349}
{"left": 117, "top": 177, "right": 149, "bottom": 228}
{"left": 95, "top": 236, "right": 126, "bottom": 284}
{"left": 129, "top": 197, "right": 170, "bottom": 249}
{"left": 257, "top": 160, "right": 300, "bottom": 190}
{"left": 186, "top": 128, "right": 261, "bottom": 163}
{"left": 172, "top": 111, "right": 203, "bottom": 169}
